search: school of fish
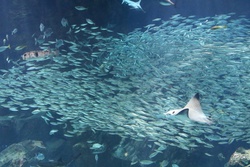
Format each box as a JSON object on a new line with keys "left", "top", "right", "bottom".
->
{"left": 0, "top": 12, "right": 250, "bottom": 165}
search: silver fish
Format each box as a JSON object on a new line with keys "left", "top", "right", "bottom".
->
{"left": 75, "top": 6, "right": 87, "bottom": 11}
{"left": 0, "top": 45, "right": 10, "bottom": 52}
{"left": 61, "top": 18, "right": 68, "bottom": 27}
{"left": 11, "top": 28, "right": 17, "bottom": 35}
{"left": 44, "top": 28, "right": 53, "bottom": 38}
{"left": 55, "top": 39, "right": 64, "bottom": 48}
{"left": 122, "top": 0, "right": 144, "bottom": 11}
{"left": 40, "top": 23, "right": 45, "bottom": 32}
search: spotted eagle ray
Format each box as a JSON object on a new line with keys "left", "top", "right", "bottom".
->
{"left": 165, "top": 93, "right": 213, "bottom": 124}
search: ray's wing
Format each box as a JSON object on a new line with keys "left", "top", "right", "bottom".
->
{"left": 184, "top": 93, "right": 203, "bottom": 114}
{"left": 165, "top": 93, "right": 212, "bottom": 124}
{"left": 165, "top": 93, "right": 201, "bottom": 116}
{"left": 185, "top": 93, "right": 213, "bottom": 124}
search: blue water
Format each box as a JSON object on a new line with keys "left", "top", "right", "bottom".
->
{"left": 0, "top": 1, "right": 250, "bottom": 167}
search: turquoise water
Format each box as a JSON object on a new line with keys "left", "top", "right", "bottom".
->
{"left": 0, "top": 1, "right": 250, "bottom": 167}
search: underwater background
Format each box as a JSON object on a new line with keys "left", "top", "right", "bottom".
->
{"left": 0, "top": 0, "right": 250, "bottom": 167}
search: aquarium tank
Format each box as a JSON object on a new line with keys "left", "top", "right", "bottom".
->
{"left": 0, "top": 0, "right": 250, "bottom": 167}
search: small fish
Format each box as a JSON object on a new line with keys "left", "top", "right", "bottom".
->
{"left": 94, "top": 154, "right": 98, "bottom": 162}
{"left": 6, "top": 34, "right": 8, "bottom": 40}
{"left": 6, "top": 57, "right": 10, "bottom": 63}
{"left": 35, "top": 35, "right": 45, "bottom": 45}
{"left": 61, "top": 18, "right": 68, "bottom": 27}
{"left": 81, "top": 23, "right": 87, "bottom": 26}
{"left": 35, "top": 153, "right": 45, "bottom": 160}
{"left": 149, "top": 151, "right": 161, "bottom": 158}
{"left": 210, "top": 25, "right": 227, "bottom": 30}
{"left": 91, "top": 26, "right": 99, "bottom": 30}
{"left": 86, "top": 18, "right": 95, "bottom": 25}
{"left": 122, "top": 0, "right": 144, "bottom": 11}
{"left": 49, "top": 129, "right": 58, "bottom": 135}
{"left": 41, "top": 116, "right": 49, "bottom": 124}
{"left": 165, "top": 93, "right": 213, "bottom": 124}
{"left": 15, "top": 45, "right": 27, "bottom": 51}
{"left": 160, "top": 2, "right": 172, "bottom": 6}
{"left": 217, "top": 153, "right": 225, "bottom": 161}
{"left": 44, "top": 28, "right": 53, "bottom": 38}
{"left": 74, "top": 29, "right": 81, "bottom": 33}
{"left": 228, "top": 138, "right": 235, "bottom": 144}
{"left": 11, "top": 28, "right": 17, "bottom": 35}
{"left": 40, "top": 23, "right": 45, "bottom": 32}
{"left": 205, "top": 153, "right": 213, "bottom": 157}
{"left": 0, "top": 44, "right": 10, "bottom": 52}
{"left": 160, "top": 160, "right": 169, "bottom": 167}
{"left": 90, "top": 143, "right": 103, "bottom": 149}
{"left": 55, "top": 39, "right": 64, "bottom": 48}
{"left": 32, "top": 109, "right": 42, "bottom": 115}
{"left": 152, "top": 18, "right": 161, "bottom": 22}
{"left": 140, "top": 160, "right": 154, "bottom": 165}
{"left": 66, "top": 28, "right": 72, "bottom": 34}
{"left": 3, "top": 39, "right": 6, "bottom": 45}
{"left": 165, "top": 0, "right": 175, "bottom": 5}
{"left": 64, "top": 133, "right": 74, "bottom": 137}
{"left": 75, "top": 6, "right": 87, "bottom": 11}
{"left": 90, "top": 143, "right": 106, "bottom": 154}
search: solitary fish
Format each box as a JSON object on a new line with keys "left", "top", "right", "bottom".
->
{"left": 165, "top": 93, "right": 213, "bottom": 124}
{"left": 15, "top": 45, "right": 27, "bottom": 51}
{"left": 210, "top": 25, "right": 227, "bottom": 30}
{"left": 122, "top": 0, "right": 144, "bottom": 11}
{"left": 40, "top": 23, "right": 45, "bottom": 32}
{"left": 0, "top": 44, "right": 10, "bottom": 52}
{"left": 11, "top": 28, "right": 18, "bottom": 35}
{"left": 75, "top": 6, "right": 87, "bottom": 11}
{"left": 61, "top": 18, "right": 68, "bottom": 27}
{"left": 22, "top": 50, "right": 59, "bottom": 60}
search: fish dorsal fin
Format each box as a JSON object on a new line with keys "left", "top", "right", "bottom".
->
{"left": 184, "top": 93, "right": 203, "bottom": 114}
